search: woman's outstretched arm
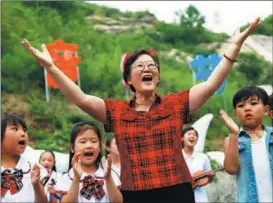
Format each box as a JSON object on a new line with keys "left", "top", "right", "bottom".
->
{"left": 22, "top": 40, "right": 106, "bottom": 123}
{"left": 189, "top": 17, "right": 261, "bottom": 113}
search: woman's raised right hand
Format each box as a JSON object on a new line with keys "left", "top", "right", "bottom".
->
{"left": 22, "top": 39, "right": 55, "bottom": 69}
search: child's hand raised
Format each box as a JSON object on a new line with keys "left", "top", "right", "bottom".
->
{"left": 103, "top": 155, "right": 112, "bottom": 180}
{"left": 220, "top": 109, "right": 239, "bottom": 135}
{"left": 31, "top": 163, "right": 41, "bottom": 186}
{"left": 72, "top": 152, "right": 82, "bottom": 179}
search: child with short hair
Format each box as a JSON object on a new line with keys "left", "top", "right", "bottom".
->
{"left": 221, "top": 85, "right": 273, "bottom": 202}
{"left": 1, "top": 114, "right": 48, "bottom": 202}
{"left": 55, "top": 121, "right": 122, "bottom": 202}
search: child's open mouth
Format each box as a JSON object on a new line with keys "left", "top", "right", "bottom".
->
{"left": 189, "top": 139, "right": 195, "bottom": 144}
{"left": 18, "top": 140, "right": 26, "bottom": 145}
{"left": 84, "top": 152, "right": 94, "bottom": 157}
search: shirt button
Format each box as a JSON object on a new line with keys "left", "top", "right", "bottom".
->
{"left": 147, "top": 118, "right": 149, "bottom": 121}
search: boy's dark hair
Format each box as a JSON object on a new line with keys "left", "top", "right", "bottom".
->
{"left": 39, "top": 150, "right": 57, "bottom": 172}
{"left": 123, "top": 49, "right": 160, "bottom": 92}
{"left": 232, "top": 85, "right": 269, "bottom": 109}
{"left": 269, "top": 93, "right": 273, "bottom": 111}
{"left": 1, "top": 114, "right": 27, "bottom": 141}
{"left": 68, "top": 121, "right": 103, "bottom": 171}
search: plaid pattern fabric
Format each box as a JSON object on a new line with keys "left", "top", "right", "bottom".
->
{"left": 80, "top": 175, "right": 105, "bottom": 200}
{"left": 104, "top": 90, "right": 193, "bottom": 191}
{"left": 1, "top": 169, "right": 24, "bottom": 197}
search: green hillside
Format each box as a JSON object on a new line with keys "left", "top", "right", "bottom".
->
{"left": 2, "top": 1, "right": 272, "bottom": 153}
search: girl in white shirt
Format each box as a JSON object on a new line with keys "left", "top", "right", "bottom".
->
{"left": 1, "top": 114, "right": 47, "bottom": 203}
{"left": 55, "top": 121, "right": 122, "bottom": 203}
{"left": 39, "top": 150, "right": 62, "bottom": 202}
{"left": 181, "top": 127, "right": 215, "bottom": 202}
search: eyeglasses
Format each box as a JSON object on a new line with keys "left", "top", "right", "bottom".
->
{"left": 131, "top": 61, "right": 159, "bottom": 72}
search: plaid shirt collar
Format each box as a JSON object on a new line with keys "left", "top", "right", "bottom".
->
{"left": 122, "top": 93, "right": 174, "bottom": 121}
{"left": 128, "top": 93, "right": 162, "bottom": 108}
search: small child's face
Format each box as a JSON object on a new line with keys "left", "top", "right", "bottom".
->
{"left": 181, "top": 130, "right": 198, "bottom": 148}
{"left": 40, "top": 152, "right": 55, "bottom": 173}
{"left": 234, "top": 96, "right": 269, "bottom": 128}
{"left": 1, "top": 123, "right": 28, "bottom": 155}
{"left": 71, "top": 129, "right": 100, "bottom": 166}
{"left": 108, "top": 138, "right": 119, "bottom": 156}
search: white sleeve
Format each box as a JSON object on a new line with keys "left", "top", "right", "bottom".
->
{"left": 203, "top": 154, "right": 212, "bottom": 172}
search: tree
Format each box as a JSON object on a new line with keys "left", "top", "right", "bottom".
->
{"left": 175, "top": 5, "right": 205, "bottom": 28}
{"left": 236, "top": 52, "right": 272, "bottom": 85}
{"left": 173, "top": 5, "right": 209, "bottom": 44}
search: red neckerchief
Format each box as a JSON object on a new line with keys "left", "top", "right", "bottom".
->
{"left": 1, "top": 162, "right": 31, "bottom": 197}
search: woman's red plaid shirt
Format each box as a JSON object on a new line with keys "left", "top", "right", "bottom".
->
{"left": 104, "top": 90, "right": 193, "bottom": 191}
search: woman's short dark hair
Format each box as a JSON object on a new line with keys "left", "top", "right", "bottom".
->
{"left": 123, "top": 49, "right": 160, "bottom": 92}
{"left": 232, "top": 85, "right": 269, "bottom": 109}
{"left": 1, "top": 114, "right": 27, "bottom": 141}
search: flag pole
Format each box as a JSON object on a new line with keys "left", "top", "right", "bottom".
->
{"left": 44, "top": 69, "right": 50, "bottom": 102}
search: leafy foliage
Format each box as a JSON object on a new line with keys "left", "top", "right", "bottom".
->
{"left": 2, "top": 2, "right": 272, "bottom": 152}
{"left": 236, "top": 52, "right": 273, "bottom": 84}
